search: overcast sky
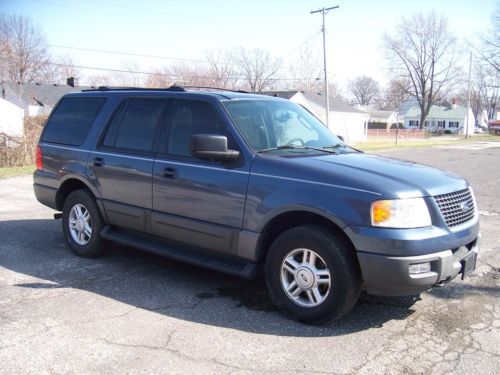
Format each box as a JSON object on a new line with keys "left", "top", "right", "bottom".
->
{"left": 1, "top": 0, "right": 497, "bottom": 88}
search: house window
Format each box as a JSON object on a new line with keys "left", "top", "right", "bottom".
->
{"left": 449, "top": 121, "right": 459, "bottom": 128}
{"left": 424, "top": 121, "right": 429, "bottom": 127}
{"left": 409, "top": 120, "right": 419, "bottom": 127}
{"left": 437, "top": 121, "right": 445, "bottom": 129}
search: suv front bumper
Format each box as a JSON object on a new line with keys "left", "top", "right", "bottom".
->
{"left": 357, "top": 235, "right": 480, "bottom": 296}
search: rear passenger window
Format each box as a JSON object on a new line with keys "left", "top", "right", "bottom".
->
{"left": 41, "top": 97, "right": 106, "bottom": 146}
{"left": 103, "top": 98, "right": 167, "bottom": 153}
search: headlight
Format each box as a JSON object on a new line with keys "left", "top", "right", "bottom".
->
{"left": 371, "top": 198, "right": 431, "bottom": 228}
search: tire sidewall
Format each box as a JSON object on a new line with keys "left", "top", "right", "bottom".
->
{"left": 266, "top": 225, "right": 359, "bottom": 323}
{"left": 62, "top": 189, "right": 106, "bottom": 258}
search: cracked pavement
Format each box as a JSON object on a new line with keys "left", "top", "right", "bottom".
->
{"left": 0, "top": 144, "right": 499, "bottom": 374}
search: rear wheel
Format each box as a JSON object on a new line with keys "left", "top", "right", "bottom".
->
{"left": 62, "top": 189, "right": 109, "bottom": 258}
{"left": 265, "top": 225, "right": 361, "bottom": 324}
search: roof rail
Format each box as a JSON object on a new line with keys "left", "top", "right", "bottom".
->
{"left": 184, "top": 86, "right": 248, "bottom": 94}
{"left": 82, "top": 85, "right": 186, "bottom": 92}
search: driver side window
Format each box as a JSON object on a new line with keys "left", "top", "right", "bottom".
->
{"left": 167, "top": 100, "right": 235, "bottom": 157}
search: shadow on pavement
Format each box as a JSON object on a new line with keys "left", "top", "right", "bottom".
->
{"left": 1, "top": 219, "right": 423, "bottom": 337}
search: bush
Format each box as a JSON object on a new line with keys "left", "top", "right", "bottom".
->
{"left": 0, "top": 116, "right": 46, "bottom": 168}
{"left": 368, "top": 122, "right": 387, "bottom": 129}
{"left": 444, "top": 130, "right": 452, "bottom": 135}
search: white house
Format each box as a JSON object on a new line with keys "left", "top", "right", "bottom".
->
{"left": 402, "top": 103, "right": 475, "bottom": 135}
{"left": 355, "top": 106, "right": 400, "bottom": 130}
{"left": 0, "top": 97, "right": 24, "bottom": 137}
{"left": 261, "top": 91, "right": 370, "bottom": 144}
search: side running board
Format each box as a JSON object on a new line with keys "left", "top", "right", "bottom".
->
{"left": 100, "top": 226, "right": 258, "bottom": 279}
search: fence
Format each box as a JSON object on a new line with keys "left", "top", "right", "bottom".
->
{"left": 367, "top": 128, "right": 426, "bottom": 139}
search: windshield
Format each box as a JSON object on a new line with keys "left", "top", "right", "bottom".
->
{"left": 223, "top": 99, "right": 349, "bottom": 154}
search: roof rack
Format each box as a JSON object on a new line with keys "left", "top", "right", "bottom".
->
{"left": 81, "top": 85, "right": 248, "bottom": 94}
{"left": 82, "top": 85, "right": 186, "bottom": 92}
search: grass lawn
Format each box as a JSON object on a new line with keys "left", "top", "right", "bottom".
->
{"left": 355, "top": 134, "right": 500, "bottom": 152}
{"left": 0, "top": 165, "right": 35, "bottom": 179}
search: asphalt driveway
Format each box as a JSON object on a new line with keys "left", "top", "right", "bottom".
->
{"left": 0, "top": 143, "right": 499, "bottom": 374}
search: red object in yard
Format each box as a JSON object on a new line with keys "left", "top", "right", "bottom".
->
{"left": 36, "top": 146, "right": 43, "bottom": 170}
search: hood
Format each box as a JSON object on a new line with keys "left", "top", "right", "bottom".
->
{"left": 252, "top": 152, "right": 468, "bottom": 198}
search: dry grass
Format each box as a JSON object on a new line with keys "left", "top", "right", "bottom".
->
{"left": 0, "top": 165, "right": 35, "bottom": 179}
{"left": 355, "top": 134, "right": 500, "bottom": 152}
{"left": 0, "top": 117, "right": 46, "bottom": 168}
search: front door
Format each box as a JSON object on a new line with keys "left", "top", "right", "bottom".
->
{"left": 151, "top": 99, "right": 249, "bottom": 255}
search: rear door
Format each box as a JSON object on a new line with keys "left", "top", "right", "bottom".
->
{"left": 89, "top": 97, "right": 170, "bottom": 233}
{"left": 151, "top": 99, "right": 249, "bottom": 255}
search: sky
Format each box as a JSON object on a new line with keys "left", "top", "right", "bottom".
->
{"left": 0, "top": 0, "right": 497, "bottom": 89}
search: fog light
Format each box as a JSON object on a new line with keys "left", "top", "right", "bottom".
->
{"left": 409, "top": 262, "right": 431, "bottom": 275}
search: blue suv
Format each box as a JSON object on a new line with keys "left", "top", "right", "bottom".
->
{"left": 33, "top": 87, "right": 480, "bottom": 323}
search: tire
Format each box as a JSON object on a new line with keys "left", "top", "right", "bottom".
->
{"left": 265, "top": 225, "right": 361, "bottom": 324}
{"left": 62, "top": 189, "right": 109, "bottom": 258}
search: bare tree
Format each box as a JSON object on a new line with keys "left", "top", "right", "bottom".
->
{"left": 205, "top": 49, "right": 239, "bottom": 89}
{"left": 383, "top": 78, "right": 412, "bottom": 109}
{"left": 471, "top": 64, "right": 499, "bottom": 126}
{"left": 289, "top": 42, "right": 322, "bottom": 92}
{"left": 235, "top": 48, "right": 281, "bottom": 92}
{"left": 476, "top": 5, "right": 500, "bottom": 73}
{"left": 383, "top": 12, "right": 457, "bottom": 128}
{"left": 347, "top": 75, "right": 380, "bottom": 106}
{"left": 113, "top": 60, "right": 143, "bottom": 87}
{"left": 47, "top": 54, "right": 81, "bottom": 85}
{"left": 87, "top": 74, "right": 112, "bottom": 87}
{"left": 0, "top": 14, "right": 51, "bottom": 83}
{"left": 328, "top": 81, "right": 345, "bottom": 101}
{"left": 145, "top": 66, "right": 172, "bottom": 88}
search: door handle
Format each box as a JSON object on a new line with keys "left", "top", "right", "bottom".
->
{"left": 93, "top": 157, "right": 105, "bottom": 167}
{"left": 161, "top": 167, "right": 178, "bottom": 179}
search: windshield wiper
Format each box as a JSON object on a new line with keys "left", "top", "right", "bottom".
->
{"left": 258, "top": 144, "right": 336, "bottom": 154}
{"left": 324, "top": 143, "right": 363, "bottom": 153}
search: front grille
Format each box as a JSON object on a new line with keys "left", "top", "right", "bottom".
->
{"left": 434, "top": 188, "right": 476, "bottom": 227}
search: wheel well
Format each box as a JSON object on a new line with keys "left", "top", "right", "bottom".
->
{"left": 256, "top": 211, "right": 355, "bottom": 262}
{"left": 55, "top": 179, "right": 91, "bottom": 210}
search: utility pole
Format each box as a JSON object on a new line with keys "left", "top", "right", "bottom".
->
{"left": 311, "top": 5, "right": 339, "bottom": 128}
{"left": 465, "top": 52, "right": 472, "bottom": 140}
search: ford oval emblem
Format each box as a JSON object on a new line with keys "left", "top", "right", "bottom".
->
{"left": 460, "top": 202, "right": 471, "bottom": 212}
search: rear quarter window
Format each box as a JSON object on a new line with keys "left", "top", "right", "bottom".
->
{"left": 41, "top": 97, "right": 106, "bottom": 146}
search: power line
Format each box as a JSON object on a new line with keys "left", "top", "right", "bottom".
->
{"left": 48, "top": 45, "right": 207, "bottom": 64}
{"left": 46, "top": 61, "right": 325, "bottom": 82}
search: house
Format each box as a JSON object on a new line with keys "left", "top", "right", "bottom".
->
{"left": 401, "top": 103, "right": 475, "bottom": 135}
{"left": 0, "top": 78, "right": 91, "bottom": 137}
{"left": 0, "top": 97, "right": 24, "bottom": 137}
{"left": 355, "top": 106, "right": 400, "bottom": 130}
{"left": 260, "top": 91, "right": 370, "bottom": 144}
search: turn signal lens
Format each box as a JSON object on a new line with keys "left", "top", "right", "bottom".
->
{"left": 372, "top": 200, "right": 392, "bottom": 224}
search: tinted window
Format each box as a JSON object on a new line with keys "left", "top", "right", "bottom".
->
{"left": 167, "top": 100, "right": 233, "bottom": 156}
{"left": 42, "top": 97, "right": 106, "bottom": 146}
{"left": 105, "top": 98, "right": 167, "bottom": 152}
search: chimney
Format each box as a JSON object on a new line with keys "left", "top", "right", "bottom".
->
{"left": 67, "top": 77, "right": 78, "bottom": 87}
{"left": 451, "top": 98, "right": 457, "bottom": 109}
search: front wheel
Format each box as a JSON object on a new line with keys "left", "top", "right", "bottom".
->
{"left": 62, "top": 189, "right": 109, "bottom": 258}
{"left": 265, "top": 225, "right": 361, "bottom": 324}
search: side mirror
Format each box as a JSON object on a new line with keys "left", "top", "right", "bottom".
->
{"left": 190, "top": 134, "right": 240, "bottom": 161}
